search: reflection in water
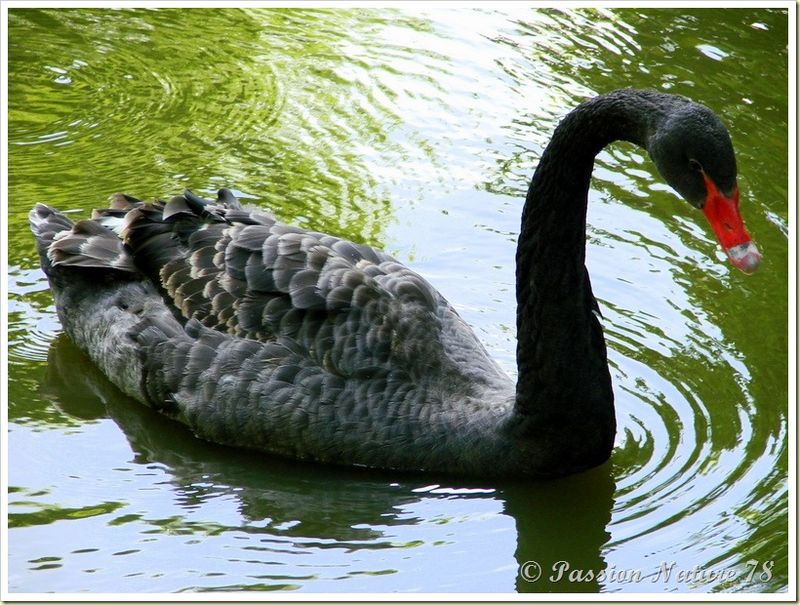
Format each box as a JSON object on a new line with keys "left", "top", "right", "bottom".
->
{"left": 37, "top": 335, "right": 616, "bottom": 593}
{"left": 504, "top": 473, "right": 615, "bottom": 593}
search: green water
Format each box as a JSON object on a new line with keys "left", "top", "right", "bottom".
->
{"left": 6, "top": 7, "right": 789, "bottom": 594}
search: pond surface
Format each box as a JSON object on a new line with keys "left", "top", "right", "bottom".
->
{"left": 6, "top": 6, "right": 790, "bottom": 595}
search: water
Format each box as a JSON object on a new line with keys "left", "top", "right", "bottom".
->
{"left": 6, "top": 7, "right": 790, "bottom": 594}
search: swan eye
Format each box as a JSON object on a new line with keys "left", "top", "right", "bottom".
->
{"left": 688, "top": 159, "right": 703, "bottom": 172}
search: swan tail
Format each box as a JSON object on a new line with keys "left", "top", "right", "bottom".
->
{"left": 29, "top": 204, "right": 75, "bottom": 274}
{"left": 29, "top": 203, "right": 138, "bottom": 286}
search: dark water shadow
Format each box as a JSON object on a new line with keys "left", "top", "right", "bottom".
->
{"left": 41, "top": 334, "right": 616, "bottom": 593}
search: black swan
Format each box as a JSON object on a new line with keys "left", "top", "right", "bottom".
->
{"left": 29, "top": 89, "right": 761, "bottom": 478}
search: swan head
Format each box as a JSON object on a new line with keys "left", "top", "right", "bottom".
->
{"left": 648, "top": 102, "right": 761, "bottom": 274}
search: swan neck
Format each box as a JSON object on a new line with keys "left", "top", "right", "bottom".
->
{"left": 511, "top": 90, "right": 670, "bottom": 468}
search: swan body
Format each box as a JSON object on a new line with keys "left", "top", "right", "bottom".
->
{"left": 30, "top": 89, "right": 760, "bottom": 478}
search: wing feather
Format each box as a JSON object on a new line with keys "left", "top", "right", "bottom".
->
{"left": 38, "top": 188, "right": 466, "bottom": 381}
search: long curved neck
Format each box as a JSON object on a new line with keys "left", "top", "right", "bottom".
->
{"left": 512, "top": 90, "right": 672, "bottom": 470}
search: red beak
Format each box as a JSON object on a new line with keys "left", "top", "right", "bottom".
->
{"left": 700, "top": 174, "right": 761, "bottom": 274}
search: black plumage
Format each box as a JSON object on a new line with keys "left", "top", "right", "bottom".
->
{"left": 29, "top": 89, "right": 758, "bottom": 477}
